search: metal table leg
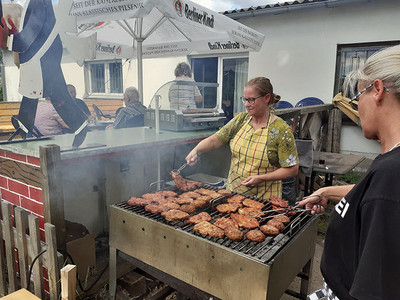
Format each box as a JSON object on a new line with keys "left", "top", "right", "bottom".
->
{"left": 109, "top": 246, "right": 117, "bottom": 300}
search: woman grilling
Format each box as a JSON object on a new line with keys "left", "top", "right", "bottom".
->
{"left": 185, "top": 77, "right": 299, "bottom": 200}
{"left": 298, "top": 45, "right": 400, "bottom": 299}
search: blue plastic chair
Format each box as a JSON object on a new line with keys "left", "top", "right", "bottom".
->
{"left": 274, "top": 100, "right": 293, "bottom": 109}
{"left": 295, "top": 97, "right": 324, "bottom": 107}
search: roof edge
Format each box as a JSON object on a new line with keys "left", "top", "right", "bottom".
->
{"left": 223, "top": 0, "right": 370, "bottom": 20}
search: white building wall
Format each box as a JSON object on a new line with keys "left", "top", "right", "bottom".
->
{"left": 238, "top": 0, "right": 400, "bottom": 157}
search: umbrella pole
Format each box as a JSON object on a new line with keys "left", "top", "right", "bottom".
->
{"left": 136, "top": 17, "right": 144, "bottom": 104}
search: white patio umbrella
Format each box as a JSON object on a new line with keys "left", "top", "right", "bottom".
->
{"left": 68, "top": 0, "right": 265, "bottom": 100}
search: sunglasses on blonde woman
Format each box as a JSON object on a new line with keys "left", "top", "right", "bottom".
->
{"left": 349, "top": 83, "right": 390, "bottom": 111}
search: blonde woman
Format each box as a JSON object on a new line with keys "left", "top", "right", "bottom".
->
{"left": 299, "top": 45, "right": 400, "bottom": 299}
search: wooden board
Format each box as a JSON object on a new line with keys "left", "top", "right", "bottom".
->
{"left": 0, "top": 289, "right": 41, "bottom": 300}
{"left": 0, "top": 157, "right": 42, "bottom": 188}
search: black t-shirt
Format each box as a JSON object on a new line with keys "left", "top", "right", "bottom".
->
{"left": 321, "top": 147, "right": 400, "bottom": 299}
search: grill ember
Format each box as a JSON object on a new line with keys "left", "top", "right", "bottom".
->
{"left": 123, "top": 184, "right": 311, "bottom": 254}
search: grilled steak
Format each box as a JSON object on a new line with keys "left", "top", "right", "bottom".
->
{"left": 230, "top": 214, "right": 260, "bottom": 229}
{"left": 127, "top": 197, "right": 150, "bottom": 206}
{"left": 227, "top": 194, "right": 245, "bottom": 203}
{"left": 213, "top": 217, "right": 239, "bottom": 230}
{"left": 171, "top": 172, "right": 203, "bottom": 191}
{"left": 224, "top": 226, "right": 244, "bottom": 241}
{"left": 161, "top": 209, "right": 189, "bottom": 222}
{"left": 187, "top": 212, "right": 212, "bottom": 224}
{"left": 217, "top": 189, "right": 232, "bottom": 196}
{"left": 269, "top": 195, "right": 289, "bottom": 208}
{"left": 242, "top": 198, "right": 265, "bottom": 210}
{"left": 216, "top": 203, "right": 240, "bottom": 213}
{"left": 193, "top": 221, "right": 224, "bottom": 238}
{"left": 237, "top": 207, "right": 262, "bottom": 217}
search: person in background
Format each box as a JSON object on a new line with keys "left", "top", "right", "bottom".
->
{"left": 169, "top": 62, "right": 203, "bottom": 110}
{"left": 298, "top": 45, "right": 400, "bottom": 299}
{"left": 185, "top": 77, "right": 299, "bottom": 200}
{"left": 67, "top": 84, "right": 91, "bottom": 117}
{"left": 107, "top": 87, "right": 147, "bottom": 129}
{"left": 34, "top": 97, "right": 69, "bottom": 135}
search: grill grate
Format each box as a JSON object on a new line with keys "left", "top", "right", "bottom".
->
{"left": 114, "top": 185, "right": 313, "bottom": 264}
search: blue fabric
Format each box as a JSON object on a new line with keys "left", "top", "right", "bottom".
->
{"left": 295, "top": 97, "right": 324, "bottom": 107}
{"left": 274, "top": 100, "right": 293, "bottom": 109}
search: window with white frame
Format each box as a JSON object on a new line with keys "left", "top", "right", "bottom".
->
{"left": 192, "top": 56, "right": 249, "bottom": 122}
{"left": 84, "top": 60, "right": 123, "bottom": 96}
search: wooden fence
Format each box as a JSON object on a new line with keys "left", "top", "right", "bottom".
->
{"left": 0, "top": 200, "right": 62, "bottom": 299}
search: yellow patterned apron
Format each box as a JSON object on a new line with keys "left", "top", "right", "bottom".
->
{"left": 226, "top": 115, "right": 281, "bottom": 200}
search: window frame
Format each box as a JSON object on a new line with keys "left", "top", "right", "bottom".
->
{"left": 334, "top": 41, "right": 400, "bottom": 97}
{"left": 84, "top": 59, "right": 124, "bottom": 99}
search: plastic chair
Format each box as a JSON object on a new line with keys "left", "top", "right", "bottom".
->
{"left": 92, "top": 104, "right": 114, "bottom": 120}
{"left": 8, "top": 115, "right": 43, "bottom": 141}
{"left": 295, "top": 97, "right": 324, "bottom": 107}
{"left": 274, "top": 100, "right": 293, "bottom": 109}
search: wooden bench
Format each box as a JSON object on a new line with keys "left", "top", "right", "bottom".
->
{"left": 0, "top": 102, "right": 21, "bottom": 134}
{"left": 0, "top": 99, "right": 123, "bottom": 139}
{"left": 85, "top": 99, "right": 123, "bottom": 118}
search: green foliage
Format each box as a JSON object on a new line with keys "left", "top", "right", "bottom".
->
{"left": 337, "top": 171, "right": 364, "bottom": 184}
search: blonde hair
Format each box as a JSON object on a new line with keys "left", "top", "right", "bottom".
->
{"left": 245, "top": 77, "right": 281, "bottom": 106}
{"left": 343, "top": 45, "right": 400, "bottom": 100}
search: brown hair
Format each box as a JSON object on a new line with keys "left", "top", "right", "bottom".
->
{"left": 245, "top": 77, "right": 281, "bottom": 106}
{"left": 174, "top": 62, "right": 192, "bottom": 78}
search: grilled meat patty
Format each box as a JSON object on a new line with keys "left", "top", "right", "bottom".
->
{"left": 246, "top": 230, "right": 266, "bottom": 242}
{"left": 260, "top": 224, "right": 279, "bottom": 236}
{"left": 180, "top": 204, "right": 197, "bottom": 213}
{"left": 267, "top": 219, "right": 285, "bottom": 231}
{"left": 272, "top": 215, "right": 290, "bottom": 224}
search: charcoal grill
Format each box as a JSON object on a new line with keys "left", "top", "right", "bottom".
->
{"left": 109, "top": 185, "right": 318, "bottom": 300}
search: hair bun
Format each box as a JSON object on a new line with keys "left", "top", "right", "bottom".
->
{"left": 272, "top": 93, "right": 281, "bottom": 103}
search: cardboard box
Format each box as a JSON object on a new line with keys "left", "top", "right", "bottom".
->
{"left": 66, "top": 233, "right": 96, "bottom": 279}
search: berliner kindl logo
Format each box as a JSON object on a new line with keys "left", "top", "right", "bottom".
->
{"left": 174, "top": 0, "right": 183, "bottom": 17}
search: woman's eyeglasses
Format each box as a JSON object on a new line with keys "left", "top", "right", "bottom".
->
{"left": 240, "top": 95, "right": 264, "bottom": 104}
{"left": 349, "top": 83, "right": 390, "bottom": 111}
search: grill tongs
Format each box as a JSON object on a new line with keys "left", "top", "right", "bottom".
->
{"left": 248, "top": 206, "right": 311, "bottom": 220}
{"left": 249, "top": 194, "right": 322, "bottom": 219}
{"left": 171, "top": 163, "right": 187, "bottom": 174}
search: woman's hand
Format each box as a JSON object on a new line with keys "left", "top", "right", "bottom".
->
{"left": 241, "top": 175, "right": 263, "bottom": 187}
{"left": 296, "top": 192, "right": 327, "bottom": 215}
{"left": 185, "top": 151, "right": 199, "bottom": 166}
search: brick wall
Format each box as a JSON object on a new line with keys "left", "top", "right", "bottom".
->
{"left": 0, "top": 150, "right": 44, "bottom": 240}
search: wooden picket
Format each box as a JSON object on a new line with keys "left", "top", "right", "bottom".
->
{"left": 0, "top": 199, "right": 61, "bottom": 299}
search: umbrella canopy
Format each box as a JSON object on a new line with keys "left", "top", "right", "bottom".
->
{"left": 68, "top": 0, "right": 265, "bottom": 100}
